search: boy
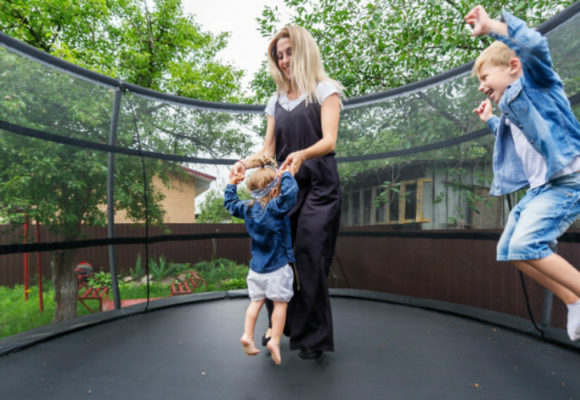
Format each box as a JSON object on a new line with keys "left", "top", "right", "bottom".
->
{"left": 467, "top": 5, "right": 580, "bottom": 341}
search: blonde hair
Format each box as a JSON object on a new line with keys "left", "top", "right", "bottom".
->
{"left": 246, "top": 157, "right": 279, "bottom": 208}
{"left": 267, "top": 25, "right": 343, "bottom": 105}
{"left": 472, "top": 41, "right": 517, "bottom": 76}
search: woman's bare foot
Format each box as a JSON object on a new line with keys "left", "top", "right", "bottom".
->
{"left": 241, "top": 335, "right": 260, "bottom": 356}
{"left": 267, "top": 340, "right": 281, "bottom": 365}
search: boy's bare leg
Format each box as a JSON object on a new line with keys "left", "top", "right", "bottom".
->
{"left": 267, "top": 301, "right": 288, "bottom": 365}
{"left": 512, "top": 259, "right": 579, "bottom": 304}
{"left": 521, "top": 254, "right": 580, "bottom": 300}
{"left": 513, "top": 256, "right": 580, "bottom": 340}
{"left": 241, "top": 299, "right": 265, "bottom": 356}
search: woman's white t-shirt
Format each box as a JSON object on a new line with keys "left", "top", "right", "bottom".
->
{"left": 265, "top": 81, "right": 340, "bottom": 117}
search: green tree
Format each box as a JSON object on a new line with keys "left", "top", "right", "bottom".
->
{"left": 197, "top": 188, "right": 249, "bottom": 223}
{"left": 252, "top": 0, "right": 574, "bottom": 100}
{"left": 0, "top": 0, "right": 245, "bottom": 101}
{"left": 250, "top": 0, "right": 577, "bottom": 222}
{"left": 251, "top": 0, "right": 575, "bottom": 182}
{"left": 0, "top": 0, "right": 252, "bottom": 322}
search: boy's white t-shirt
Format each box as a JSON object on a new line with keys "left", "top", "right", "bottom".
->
{"left": 265, "top": 81, "right": 339, "bottom": 117}
{"left": 507, "top": 118, "right": 580, "bottom": 188}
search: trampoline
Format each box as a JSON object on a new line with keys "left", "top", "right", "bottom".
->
{"left": 1, "top": 289, "right": 579, "bottom": 400}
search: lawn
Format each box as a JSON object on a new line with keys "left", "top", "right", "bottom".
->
{"left": 0, "top": 258, "right": 248, "bottom": 339}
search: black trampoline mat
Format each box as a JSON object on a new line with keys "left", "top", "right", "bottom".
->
{"left": 1, "top": 296, "right": 579, "bottom": 400}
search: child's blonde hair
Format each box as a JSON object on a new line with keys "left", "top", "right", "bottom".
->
{"left": 472, "top": 41, "right": 517, "bottom": 76}
{"left": 246, "top": 157, "right": 280, "bottom": 208}
{"left": 267, "top": 25, "right": 343, "bottom": 105}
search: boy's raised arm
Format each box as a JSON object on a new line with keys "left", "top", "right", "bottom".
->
{"left": 465, "top": 5, "right": 507, "bottom": 37}
{"left": 466, "top": 5, "right": 556, "bottom": 87}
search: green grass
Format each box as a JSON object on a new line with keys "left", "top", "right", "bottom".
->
{"left": 0, "top": 258, "right": 249, "bottom": 339}
{"left": 0, "top": 284, "right": 94, "bottom": 338}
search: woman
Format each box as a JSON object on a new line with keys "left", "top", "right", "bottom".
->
{"left": 234, "top": 26, "right": 342, "bottom": 359}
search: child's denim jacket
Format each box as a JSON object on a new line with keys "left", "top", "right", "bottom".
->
{"left": 224, "top": 172, "right": 298, "bottom": 273}
{"left": 485, "top": 11, "right": 580, "bottom": 196}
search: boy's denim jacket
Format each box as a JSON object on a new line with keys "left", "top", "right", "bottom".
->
{"left": 485, "top": 11, "right": 580, "bottom": 196}
{"left": 224, "top": 172, "right": 298, "bottom": 273}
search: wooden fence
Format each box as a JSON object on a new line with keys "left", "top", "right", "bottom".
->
{"left": 2, "top": 223, "right": 579, "bottom": 329}
{"left": 0, "top": 223, "right": 251, "bottom": 287}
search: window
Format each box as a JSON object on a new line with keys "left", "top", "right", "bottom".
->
{"left": 377, "top": 178, "right": 432, "bottom": 225}
{"left": 404, "top": 182, "right": 417, "bottom": 220}
{"left": 342, "top": 177, "right": 431, "bottom": 226}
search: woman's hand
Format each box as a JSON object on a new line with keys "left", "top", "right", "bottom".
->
{"left": 280, "top": 151, "right": 305, "bottom": 175}
{"left": 278, "top": 161, "right": 295, "bottom": 176}
{"left": 229, "top": 168, "right": 244, "bottom": 185}
{"left": 232, "top": 161, "right": 246, "bottom": 177}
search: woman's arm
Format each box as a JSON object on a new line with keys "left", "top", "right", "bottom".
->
{"left": 282, "top": 93, "right": 341, "bottom": 173}
{"left": 233, "top": 115, "right": 276, "bottom": 174}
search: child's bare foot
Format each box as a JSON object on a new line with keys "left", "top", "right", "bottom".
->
{"left": 267, "top": 340, "right": 281, "bottom": 365}
{"left": 241, "top": 335, "right": 260, "bottom": 356}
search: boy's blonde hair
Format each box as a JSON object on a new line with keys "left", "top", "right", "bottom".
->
{"left": 246, "top": 157, "right": 279, "bottom": 208}
{"left": 267, "top": 25, "right": 343, "bottom": 105}
{"left": 472, "top": 41, "right": 517, "bottom": 76}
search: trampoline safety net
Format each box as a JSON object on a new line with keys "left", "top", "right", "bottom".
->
{"left": 0, "top": 2, "right": 579, "bottom": 346}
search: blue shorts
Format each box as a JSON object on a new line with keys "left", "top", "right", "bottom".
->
{"left": 497, "top": 172, "right": 580, "bottom": 261}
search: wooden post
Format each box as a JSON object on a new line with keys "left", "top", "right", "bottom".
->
{"left": 36, "top": 219, "right": 43, "bottom": 312}
{"left": 23, "top": 215, "right": 29, "bottom": 301}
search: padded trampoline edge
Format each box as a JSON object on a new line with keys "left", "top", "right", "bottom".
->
{"left": 329, "top": 288, "right": 580, "bottom": 353}
{"left": 0, "top": 291, "right": 240, "bottom": 357}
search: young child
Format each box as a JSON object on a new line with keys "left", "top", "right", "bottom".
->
{"left": 466, "top": 5, "right": 580, "bottom": 341}
{"left": 224, "top": 157, "right": 298, "bottom": 364}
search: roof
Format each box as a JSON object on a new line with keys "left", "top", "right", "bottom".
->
{"left": 180, "top": 166, "right": 216, "bottom": 182}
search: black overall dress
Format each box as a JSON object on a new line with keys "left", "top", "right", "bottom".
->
{"left": 272, "top": 95, "right": 342, "bottom": 352}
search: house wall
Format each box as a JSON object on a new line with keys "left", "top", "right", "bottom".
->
{"left": 422, "top": 163, "right": 509, "bottom": 230}
{"left": 155, "top": 175, "right": 197, "bottom": 223}
{"left": 111, "top": 174, "right": 198, "bottom": 224}
{"left": 342, "top": 163, "right": 511, "bottom": 230}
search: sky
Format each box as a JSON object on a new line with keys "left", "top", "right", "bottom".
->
{"left": 181, "top": 0, "right": 291, "bottom": 93}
